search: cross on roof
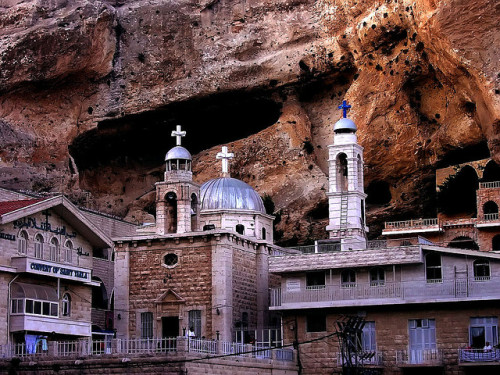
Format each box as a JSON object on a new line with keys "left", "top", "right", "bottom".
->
{"left": 216, "top": 146, "right": 234, "bottom": 176}
{"left": 171, "top": 125, "right": 186, "bottom": 146}
{"left": 338, "top": 100, "right": 352, "bottom": 118}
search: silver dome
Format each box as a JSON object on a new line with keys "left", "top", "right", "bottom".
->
{"left": 334, "top": 118, "right": 357, "bottom": 133}
{"left": 200, "top": 177, "right": 266, "bottom": 213}
{"left": 165, "top": 146, "right": 192, "bottom": 161}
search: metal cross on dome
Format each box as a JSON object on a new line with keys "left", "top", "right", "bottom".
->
{"left": 171, "top": 125, "right": 186, "bottom": 146}
{"left": 338, "top": 100, "right": 352, "bottom": 118}
{"left": 216, "top": 146, "right": 234, "bottom": 176}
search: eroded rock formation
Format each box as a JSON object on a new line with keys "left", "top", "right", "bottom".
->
{"left": 0, "top": 0, "right": 499, "bottom": 243}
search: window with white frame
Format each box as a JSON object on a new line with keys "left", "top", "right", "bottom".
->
{"left": 188, "top": 310, "right": 202, "bottom": 338}
{"left": 64, "top": 240, "right": 73, "bottom": 264}
{"left": 409, "top": 319, "right": 436, "bottom": 352}
{"left": 11, "top": 298, "right": 58, "bottom": 317}
{"left": 425, "top": 253, "right": 442, "bottom": 282}
{"left": 34, "top": 234, "right": 44, "bottom": 259}
{"left": 470, "top": 317, "right": 498, "bottom": 349}
{"left": 360, "top": 321, "right": 376, "bottom": 352}
{"left": 62, "top": 294, "right": 71, "bottom": 317}
{"left": 369, "top": 267, "right": 385, "bottom": 286}
{"left": 17, "top": 230, "right": 28, "bottom": 255}
{"left": 473, "top": 259, "right": 490, "bottom": 281}
{"left": 141, "top": 312, "right": 154, "bottom": 339}
{"left": 341, "top": 269, "right": 356, "bottom": 287}
{"left": 49, "top": 237, "right": 59, "bottom": 262}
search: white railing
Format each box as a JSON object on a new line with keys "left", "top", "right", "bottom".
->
{"left": 396, "top": 349, "right": 442, "bottom": 365}
{"left": 385, "top": 218, "right": 439, "bottom": 230}
{"left": 188, "top": 338, "right": 217, "bottom": 354}
{"left": 270, "top": 277, "right": 500, "bottom": 307}
{"left": 483, "top": 213, "right": 499, "bottom": 221}
{"left": 458, "top": 348, "right": 500, "bottom": 362}
{"left": 119, "top": 337, "right": 176, "bottom": 354}
{"left": 0, "top": 338, "right": 295, "bottom": 362}
{"left": 480, "top": 181, "right": 500, "bottom": 189}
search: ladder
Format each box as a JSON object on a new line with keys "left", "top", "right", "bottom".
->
{"left": 340, "top": 193, "right": 348, "bottom": 231}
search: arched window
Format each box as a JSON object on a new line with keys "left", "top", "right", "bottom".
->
{"left": 191, "top": 193, "right": 198, "bottom": 231}
{"left": 49, "top": 237, "right": 59, "bottom": 262}
{"left": 369, "top": 267, "right": 385, "bottom": 286}
{"left": 165, "top": 192, "right": 177, "bottom": 233}
{"left": 236, "top": 224, "right": 245, "bottom": 235}
{"left": 336, "top": 153, "right": 348, "bottom": 192}
{"left": 34, "top": 234, "right": 44, "bottom": 259}
{"left": 426, "top": 253, "right": 442, "bottom": 282}
{"left": 261, "top": 227, "right": 266, "bottom": 240}
{"left": 62, "top": 293, "right": 71, "bottom": 316}
{"left": 341, "top": 269, "right": 356, "bottom": 287}
{"left": 64, "top": 240, "right": 73, "bottom": 263}
{"left": 17, "top": 230, "right": 28, "bottom": 255}
{"left": 493, "top": 235, "right": 500, "bottom": 251}
{"left": 474, "top": 259, "right": 490, "bottom": 281}
{"left": 483, "top": 201, "right": 499, "bottom": 220}
{"left": 437, "top": 165, "right": 478, "bottom": 216}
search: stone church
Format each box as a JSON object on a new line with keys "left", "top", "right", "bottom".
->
{"left": 113, "top": 126, "right": 279, "bottom": 343}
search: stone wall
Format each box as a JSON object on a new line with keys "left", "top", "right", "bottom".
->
{"left": 282, "top": 303, "right": 500, "bottom": 375}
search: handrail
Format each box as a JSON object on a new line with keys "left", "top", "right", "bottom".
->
{"left": 385, "top": 218, "right": 438, "bottom": 229}
{"left": 479, "top": 181, "right": 500, "bottom": 189}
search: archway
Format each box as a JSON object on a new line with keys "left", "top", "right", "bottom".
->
{"left": 336, "top": 153, "right": 348, "bottom": 192}
{"left": 482, "top": 160, "right": 500, "bottom": 182}
{"left": 448, "top": 236, "right": 479, "bottom": 250}
{"left": 493, "top": 235, "right": 500, "bottom": 251}
{"left": 165, "top": 191, "right": 177, "bottom": 233}
{"left": 483, "top": 201, "right": 499, "bottom": 215}
{"left": 91, "top": 277, "right": 109, "bottom": 310}
{"left": 437, "top": 165, "right": 478, "bottom": 216}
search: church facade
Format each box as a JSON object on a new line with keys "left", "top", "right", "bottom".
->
{"left": 113, "top": 127, "right": 279, "bottom": 344}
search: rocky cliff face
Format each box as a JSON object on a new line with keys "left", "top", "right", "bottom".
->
{"left": 0, "top": 0, "right": 499, "bottom": 244}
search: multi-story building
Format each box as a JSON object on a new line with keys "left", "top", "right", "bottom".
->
{"left": 268, "top": 105, "right": 500, "bottom": 375}
{"left": 0, "top": 190, "right": 113, "bottom": 350}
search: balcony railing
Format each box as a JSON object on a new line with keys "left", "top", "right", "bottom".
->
{"left": 396, "top": 349, "right": 443, "bottom": 366}
{"left": 458, "top": 348, "right": 500, "bottom": 363}
{"left": 480, "top": 181, "right": 500, "bottom": 189}
{"left": 385, "top": 218, "right": 439, "bottom": 230}
{"left": 0, "top": 337, "right": 295, "bottom": 363}
{"left": 337, "top": 351, "right": 384, "bottom": 366}
{"left": 270, "top": 277, "right": 500, "bottom": 308}
{"left": 483, "top": 213, "right": 499, "bottom": 221}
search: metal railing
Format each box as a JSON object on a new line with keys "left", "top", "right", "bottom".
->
{"left": 480, "top": 181, "right": 500, "bottom": 189}
{"left": 458, "top": 348, "right": 500, "bottom": 363}
{"left": 385, "top": 218, "right": 439, "bottom": 230}
{"left": 337, "top": 351, "right": 383, "bottom": 366}
{"left": 396, "top": 349, "right": 443, "bottom": 365}
{"left": 483, "top": 213, "right": 499, "bottom": 221}
{"left": 0, "top": 338, "right": 295, "bottom": 362}
{"left": 269, "top": 276, "right": 500, "bottom": 307}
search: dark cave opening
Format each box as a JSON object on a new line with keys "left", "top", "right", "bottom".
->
{"left": 366, "top": 180, "right": 392, "bottom": 205}
{"left": 483, "top": 160, "right": 500, "bottom": 182}
{"left": 69, "top": 91, "right": 283, "bottom": 171}
{"left": 437, "top": 141, "right": 490, "bottom": 168}
{"left": 437, "top": 165, "right": 478, "bottom": 216}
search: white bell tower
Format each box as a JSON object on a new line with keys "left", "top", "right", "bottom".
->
{"left": 326, "top": 101, "right": 368, "bottom": 250}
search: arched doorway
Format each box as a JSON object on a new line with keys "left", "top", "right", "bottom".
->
{"left": 336, "top": 153, "right": 348, "bottom": 192}
{"left": 448, "top": 236, "right": 479, "bottom": 250}
{"left": 438, "top": 165, "right": 478, "bottom": 216}
{"left": 165, "top": 191, "right": 177, "bottom": 233}
{"left": 482, "top": 160, "right": 500, "bottom": 182}
{"left": 483, "top": 201, "right": 499, "bottom": 220}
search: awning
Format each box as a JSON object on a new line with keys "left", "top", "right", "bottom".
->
{"left": 11, "top": 282, "right": 58, "bottom": 302}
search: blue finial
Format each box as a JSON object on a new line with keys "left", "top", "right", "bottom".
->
{"left": 338, "top": 100, "right": 351, "bottom": 118}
